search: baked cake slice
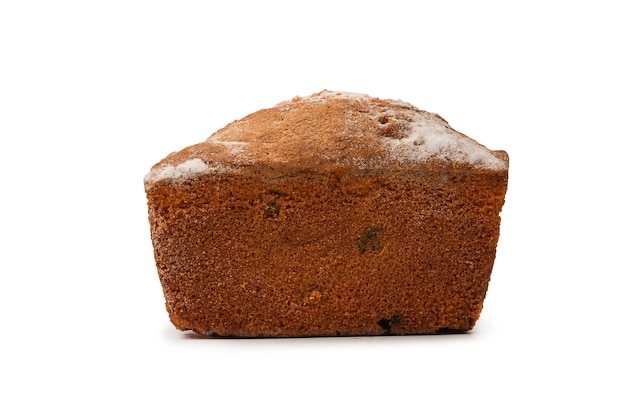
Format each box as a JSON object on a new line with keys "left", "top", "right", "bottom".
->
{"left": 145, "top": 91, "right": 508, "bottom": 337}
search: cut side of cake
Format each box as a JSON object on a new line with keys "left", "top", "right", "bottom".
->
{"left": 145, "top": 91, "right": 509, "bottom": 337}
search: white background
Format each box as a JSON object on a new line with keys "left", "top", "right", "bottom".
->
{"left": 1, "top": 1, "right": 624, "bottom": 415}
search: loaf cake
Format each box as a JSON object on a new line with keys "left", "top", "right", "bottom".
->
{"left": 145, "top": 91, "right": 508, "bottom": 337}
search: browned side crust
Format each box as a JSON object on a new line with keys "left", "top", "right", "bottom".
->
{"left": 147, "top": 164, "right": 508, "bottom": 337}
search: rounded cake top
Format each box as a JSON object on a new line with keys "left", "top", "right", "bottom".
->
{"left": 145, "top": 90, "right": 508, "bottom": 186}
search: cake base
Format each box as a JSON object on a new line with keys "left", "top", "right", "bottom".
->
{"left": 147, "top": 165, "right": 507, "bottom": 337}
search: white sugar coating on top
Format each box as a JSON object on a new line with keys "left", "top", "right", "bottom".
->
{"left": 303, "top": 90, "right": 371, "bottom": 100}
{"left": 145, "top": 92, "right": 506, "bottom": 187}
{"left": 288, "top": 91, "right": 506, "bottom": 169}
{"left": 286, "top": 90, "right": 372, "bottom": 104}
{"left": 290, "top": 90, "right": 413, "bottom": 109}
{"left": 144, "top": 158, "right": 215, "bottom": 185}
{"left": 207, "top": 131, "right": 249, "bottom": 156}
{"left": 383, "top": 110, "right": 507, "bottom": 169}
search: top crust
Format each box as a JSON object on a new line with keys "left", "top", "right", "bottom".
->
{"left": 145, "top": 91, "right": 508, "bottom": 187}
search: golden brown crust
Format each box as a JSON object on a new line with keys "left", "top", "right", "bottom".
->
{"left": 145, "top": 91, "right": 509, "bottom": 337}
{"left": 146, "top": 91, "right": 508, "bottom": 181}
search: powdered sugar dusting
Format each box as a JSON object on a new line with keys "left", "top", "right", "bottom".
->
{"left": 291, "top": 91, "right": 506, "bottom": 169}
{"left": 144, "top": 158, "right": 220, "bottom": 186}
{"left": 384, "top": 111, "right": 506, "bottom": 169}
{"left": 207, "top": 131, "right": 256, "bottom": 166}
{"left": 285, "top": 90, "right": 372, "bottom": 104}
{"left": 146, "top": 91, "right": 506, "bottom": 186}
{"left": 208, "top": 131, "right": 249, "bottom": 156}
